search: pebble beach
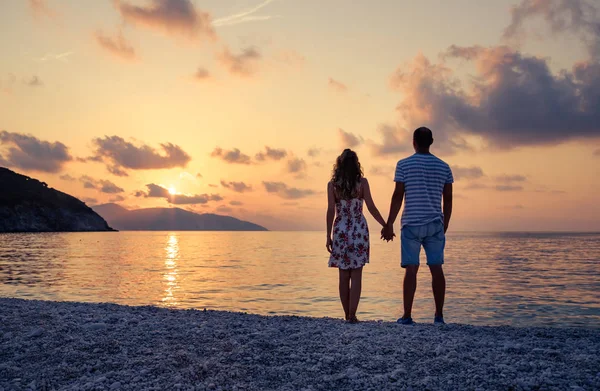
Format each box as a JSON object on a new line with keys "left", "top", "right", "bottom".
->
{"left": 0, "top": 298, "right": 599, "bottom": 390}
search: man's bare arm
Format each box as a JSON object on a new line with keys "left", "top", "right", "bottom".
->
{"left": 383, "top": 182, "right": 405, "bottom": 240}
{"left": 443, "top": 183, "right": 453, "bottom": 233}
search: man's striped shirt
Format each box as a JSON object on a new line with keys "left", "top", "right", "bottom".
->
{"left": 394, "top": 153, "right": 453, "bottom": 227}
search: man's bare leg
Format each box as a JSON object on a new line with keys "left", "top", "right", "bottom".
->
{"left": 402, "top": 265, "right": 419, "bottom": 319}
{"left": 429, "top": 265, "right": 445, "bottom": 318}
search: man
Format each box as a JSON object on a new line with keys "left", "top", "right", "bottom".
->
{"left": 382, "top": 127, "right": 453, "bottom": 325}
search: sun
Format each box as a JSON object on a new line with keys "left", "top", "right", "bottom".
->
{"left": 168, "top": 186, "right": 177, "bottom": 195}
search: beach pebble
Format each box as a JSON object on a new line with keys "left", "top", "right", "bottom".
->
{"left": 86, "top": 323, "right": 108, "bottom": 331}
{"left": 27, "top": 328, "right": 43, "bottom": 338}
{"left": 110, "top": 381, "right": 121, "bottom": 390}
{"left": 390, "top": 368, "right": 407, "bottom": 381}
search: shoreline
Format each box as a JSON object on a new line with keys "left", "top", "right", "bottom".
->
{"left": 1, "top": 298, "right": 599, "bottom": 390}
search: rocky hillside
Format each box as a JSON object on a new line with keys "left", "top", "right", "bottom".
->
{"left": 0, "top": 168, "right": 114, "bottom": 232}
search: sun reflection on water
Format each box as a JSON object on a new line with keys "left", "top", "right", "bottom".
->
{"left": 162, "top": 233, "right": 179, "bottom": 306}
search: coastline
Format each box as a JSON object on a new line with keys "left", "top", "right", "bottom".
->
{"left": 0, "top": 298, "right": 598, "bottom": 391}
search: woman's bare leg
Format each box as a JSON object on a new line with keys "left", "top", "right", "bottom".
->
{"left": 339, "top": 269, "right": 351, "bottom": 320}
{"left": 349, "top": 267, "right": 363, "bottom": 320}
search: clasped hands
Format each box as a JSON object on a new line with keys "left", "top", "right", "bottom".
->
{"left": 380, "top": 223, "right": 396, "bottom": 242}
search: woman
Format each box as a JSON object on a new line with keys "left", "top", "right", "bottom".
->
{"left": 326, "top": 149, "right": 387, "bottom": 323}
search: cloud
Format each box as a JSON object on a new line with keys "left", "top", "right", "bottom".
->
{"left": 287, "top": 157, "right": 307, "bottom": 176}
{"left": 389, "top": 44, "right": 600, "bottom": 151}
{"left": 35, "top": 51, "right": 73, "bottom": 63}
{"left": 338, "top": 128, "right": 363, "bottom": 148}
{"left": 170, "top": 193, "right": 223, "bottom": 205}
{"left": 28, "top": 0, "right": 53, "bottom": 19}
{"left": 255, "top": 146, "right": 287, "bottom": 161}
{"left": 496, "top": 174, "right": 527, "bottom": 183}
{"left": 0, "top": 74, "right": 17, "bottom": 94}
{"left": 178, "top": 171, "right": 197, "bottom": 181}
{"left": 328, "top": 78, "right": 348, "bottom": 93}
{"left": 90, "top": 136, "right": 191, "bottom": 174}
{"left": 368, "top": 124, "right": 412, "bottom": 156}
{"left": 307, "top": 148, "right": 322, "bottom": 157}
{"left": 79, "top": 176, "right": 125, "bottom": 194}
{"left": 503, "top": 0, "right": 600, "bottom": 59}
{"left": 0, "top": 131, "right": 72, "bottom": 173}
{"left": 594, "top": 149, "right": 600, "bottom": 156}
{"left": 370, "top": 165, "right": 394, "bottom": 178}
{"left": 464, "top": 182, "right": 489, "bottom": 190}
{"left": 216, "top": 205, "right": 233, "bottom": 213}
{"left": 107, "top": 165, "right": 129, "bottom": 177}
{"left": 275, "top": 50, "right": 306, "bottom": 67}
{"left": 221, "top": 180, "right": 253, "bottom": 193}
{"left": 115, "top": 0, "right": 215, "bottom": 40}
{"left": 81, "top": 197, "right": 98, "bottom": 205}
{"left": 24, "top": 76, "right": 43, "bottom": 87}
{"left": 110, "top": 195, "right": 126, "bottom": 202}
{"left": 451, "top": 165, "right": 485, "bottom": 180}
{"left": 59, "top": 174, "right": 76, "bottom": 181}
{"left": 495, "top": 185, "right": 524, "bottom": 192}
{"left": 534, "top": 186, "right": 567, "bottom": 194}
{"left": 211, "top": 147, "right": 252, "bottom": 164}
{"left": 263, "top": 181, "right": 316, "bottom": 199}
{"left": 193, "top": 67, "right": 210, "bottom": 80}
{"left": 145, "top": 183, "right": 170, "bottom": 198}
{"left": 141, "top": 183, "right": 222, "bottom": 204}
{"left": 212, "top": 0, "right": 280, "bottom": 27}
{"left": 95, "top": 30, "right": 137, "bottom": 61}
{"left": 229, "top": 200, "right": 243, "bottom": 206}
{"left": 500, "top": 204, "right": 525, "bottom": 210}
{"left": 218, "top": 47, "right": 261, "bottom": 77}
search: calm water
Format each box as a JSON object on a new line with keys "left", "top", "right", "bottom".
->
{"left": 0, "top": 231, "right": 599, "bottom": 328}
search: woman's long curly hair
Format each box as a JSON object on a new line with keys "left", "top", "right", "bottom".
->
{"left": 331, "top": 149, "right": 363, "bottom": 200}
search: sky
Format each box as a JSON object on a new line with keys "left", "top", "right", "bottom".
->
{"left": 0, "top": 0, "right": 599, "bottom": 231}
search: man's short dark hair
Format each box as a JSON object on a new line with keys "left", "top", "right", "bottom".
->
{"left": 413, "top": 127, "right": 433, "bottom": 148}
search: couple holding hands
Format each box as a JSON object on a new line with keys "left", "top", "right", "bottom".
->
{"left": 326, "top": 127, "right": 453, "bottom": 324}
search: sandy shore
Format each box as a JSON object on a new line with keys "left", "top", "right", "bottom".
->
{"left": 0, "top": 299, "right": 598, "bottom": 391}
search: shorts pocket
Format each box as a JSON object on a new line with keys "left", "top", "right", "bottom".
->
{"left": 402, "top": 226, "right": 419, "bottom": 241}
{"left": 429, "top": 220, "right": 445, "bottom": 238}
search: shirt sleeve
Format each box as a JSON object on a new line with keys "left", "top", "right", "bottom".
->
{"left": 446, "top": 165, "right": 454, "bottom": 184}
{"left": 394, "top": 161, "right": 404, "bottom": 182}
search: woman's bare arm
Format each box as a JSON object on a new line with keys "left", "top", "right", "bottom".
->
{"left": 326, "top": 182, "right": 335, "bottom": 252}
{"left": 362, "top": 178, "right": 386, "bottom": 227}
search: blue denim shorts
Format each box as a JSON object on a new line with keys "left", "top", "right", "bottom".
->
{"left": 401, "top": 220, "right": 445, "bottom": 268}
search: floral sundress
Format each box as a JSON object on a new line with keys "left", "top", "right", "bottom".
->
{"left": 328, "top": 193, "right": 370, "bottom": 270}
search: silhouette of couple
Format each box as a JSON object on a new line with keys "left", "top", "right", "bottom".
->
{"left": 326, "top": 127, "right": 453, "bottom": 324}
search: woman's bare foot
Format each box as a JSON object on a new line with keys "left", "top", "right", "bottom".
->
{"left": 347, "top": 316, "right": 359, "bottom": 324}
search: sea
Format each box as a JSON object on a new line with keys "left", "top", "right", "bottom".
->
{"left": 0, "top": 231, "right": 599, "bottom": 328}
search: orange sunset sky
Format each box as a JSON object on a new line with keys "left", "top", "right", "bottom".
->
{"left": 1, "top": 0, "right": 599, "bottom": 231}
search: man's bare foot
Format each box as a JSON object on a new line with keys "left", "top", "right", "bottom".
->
{"left": 347, "top": 316, "right": 359, "bottom": 324}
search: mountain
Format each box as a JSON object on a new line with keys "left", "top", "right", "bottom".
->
{"left": 0, "top": 168, "right": 115, "bottom": 232}
{"left": 92, "top": 203, "right": 268, "bottom": 231}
